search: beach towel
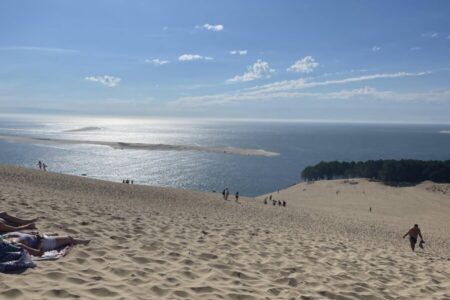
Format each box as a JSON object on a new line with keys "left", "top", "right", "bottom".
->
{"left": 32, "top": 246, "right": 72, "bottom": 261}
{"left": 0, "top": 237, "right": 36, "bottom": 273}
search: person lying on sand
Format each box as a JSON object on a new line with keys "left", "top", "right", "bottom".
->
{"left": 0, "top": 212, "right": 37, "bottom": 233}
{"left": 403, "top": 224, "right": 424, "bottom": 252}
{"left": 2, "top": 232, "right": 90, "bottom": 257}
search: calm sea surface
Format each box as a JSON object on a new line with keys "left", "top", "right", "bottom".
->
{"left": 0, "top": 114, "right": 449, "bottom": 196}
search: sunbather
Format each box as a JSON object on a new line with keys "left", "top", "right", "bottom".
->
{"left": 0, "top": 212, "right": 37, "bottom": 233}
{"left": 3, "top": 232, "right": 90, "bottom": 257}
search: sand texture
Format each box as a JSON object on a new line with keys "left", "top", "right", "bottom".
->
{"left": 0, "top": 165, "right": 449, "bottom": 299}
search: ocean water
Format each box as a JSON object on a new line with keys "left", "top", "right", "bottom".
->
{"left": 0, "top": 114, "right": 449, "bottom": 196}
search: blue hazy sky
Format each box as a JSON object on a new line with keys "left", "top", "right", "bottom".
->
{"left": 1, "top": 0, "right": 450, "bottom": 123}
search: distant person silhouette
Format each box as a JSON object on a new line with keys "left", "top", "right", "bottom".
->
{"left": 42, "top": 163, "right": 47, "bottom": 171}
{"left": 235, "top": 192, "right": 239, "bottom": 202}
{"left": 37, "top": 161, "right": 42, "bottom": 170}
{"left": 403, "top": 224, "right": 424, "bottom": 252}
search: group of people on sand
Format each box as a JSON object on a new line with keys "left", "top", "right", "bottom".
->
{"left": 0, "top": 211, "right": 90, "bottom": 258}
{"left": 37, "top": 160, "right": 48, "bottom": 171}
{"left": 222, "top": 188, "right": 239, "bottom": 202}
{"left": 122, "top": 179, "right": 134, "bottom": 184}
{"left": 263, "top": 194, "right": 287, "bottom": 207}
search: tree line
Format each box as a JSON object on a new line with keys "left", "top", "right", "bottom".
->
{"left": 301, "top": 159, "right": 450, "bottom": 184}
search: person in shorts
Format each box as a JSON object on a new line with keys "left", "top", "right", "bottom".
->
{"left": 403, "top": 224, "right": 424, "bottom": 252}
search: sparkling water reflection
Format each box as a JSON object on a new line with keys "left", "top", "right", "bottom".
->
{"left": 0, "top": 114, "right": 449, "bottom": 196}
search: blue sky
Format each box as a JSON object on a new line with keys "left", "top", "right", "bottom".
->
{"left": 1, "top": 0, "right": 450, "bottom": 123}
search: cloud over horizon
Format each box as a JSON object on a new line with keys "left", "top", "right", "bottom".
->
{"left": 227, "top": 59, "right": 275, "bottom": 83}
{"left": 0, "top": 46, "right": 79, "bottom": 53}
{"left": 145, "top": 58, "right": 169, "bottom": 65}
{"left": 287, "top": 56, "right": 319, "bottom": 73}
{"left": 85, "top": 75, "right": 121, "bottom": 87}
{"left": 178, "top": 54, "right": 213, "bottom": 61}
{"left": 229, "top": 50, "right": 247, "bottom": 55}
{"left": 197, "top": 24, "right": 224, "bottom": 32}
{"left": 175, "top": 71, "right": 432, "bottom": 106}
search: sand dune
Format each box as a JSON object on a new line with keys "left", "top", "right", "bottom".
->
{"left": 0, "top": 165, "right": 449, "bottom": 299}
{"left": 0, "top": 134, "right": 279, "bottom": 157}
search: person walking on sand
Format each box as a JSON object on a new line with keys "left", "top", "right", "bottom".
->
{"left": 235, "top": 192, "right": 239, "bottom": 202}
{"left": 37, "top": 160, "right": 42, "bottom": 170}
{"left": 403, "top": 224, "right": 424, "bottom": 252}
{"left": 225, "top": 188, "right": 230, "bottom": 201}
{"left": 42, "top": 163, "right": 47, "bottom": 171}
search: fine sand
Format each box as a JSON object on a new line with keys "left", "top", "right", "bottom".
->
{"left": 0, "top": 164, "right": 449, "bottom": 299}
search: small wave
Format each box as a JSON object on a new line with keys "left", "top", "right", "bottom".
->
{"left": 64, "top": 126, "right": 102, "bottom": 132}
{"left": 439, "top": 130, "right": 450, "bottom": 134}
{"left": 0, "top": 134, "right": 279, "bottom": 157}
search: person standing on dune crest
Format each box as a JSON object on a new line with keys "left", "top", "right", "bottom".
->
{"left": 403, "top": 224, "right": 424, "bottom": 252}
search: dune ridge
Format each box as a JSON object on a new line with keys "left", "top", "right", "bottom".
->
{"left": 0, "top": 164, "right": 449, "bottom": 299}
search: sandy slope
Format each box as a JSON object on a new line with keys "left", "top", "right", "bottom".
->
{"left": 0, "top": 165, "right": 449, "bottom": 300}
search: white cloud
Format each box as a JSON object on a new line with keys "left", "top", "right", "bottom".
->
{"left": 229, "top": 50, "right": 247, "bottom": 55}
{"left": 324, "top": 87, "right": 388, "bottom": 99}
{"left": 0, "top": 46, "right": 79, "bottom": 53}
{"left": 178, "top": 54, "right": 213, "bottom": 61}
{"left": 324, "top": 87, "right": 450, "bottom": 102}
{"left": 145, "top": 58, "right": 169, "bottom": 65}
{"left": 85, "top": 75, "right": 121, "bottom": 87}
{"left": 174, "top": 71, "right": 431, "bottom": 106}
{"left": 227, "top": 59, "right": 275, "bottom": 83}
{"left": 199, "top": 24, "right": 224, "bottom": 32}
{"left": 250, "top": 71, "right": 430, "bottom": 94}
{"left": 287, "top": 56, "right": 319, "bottom": 73}
{"left": 410, "top": 46, "right": 421, "bottom": 51}
{"left": 422, "top": 32, "right": 439, "bottom": 39}
{"left": 372, "top": 46, "right": 381, "bottom": 52}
